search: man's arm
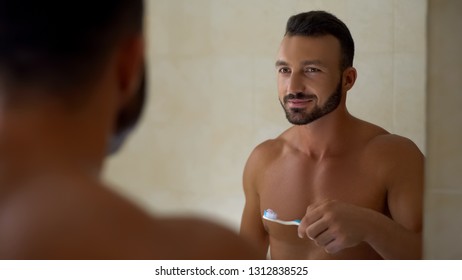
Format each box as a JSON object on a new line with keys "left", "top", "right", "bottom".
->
{"left": 240, "top": 147, "right": 269, "bottom": 259}
{"left": 366, "top": 136, "right": 424, "bottom": 259}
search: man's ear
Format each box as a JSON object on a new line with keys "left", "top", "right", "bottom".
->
{"left": 107, "top": 35, "right": 146, "bottom": 155}
{"left": 342, "top": 66, "right": 357, "bottom": 92}
{"left": 116, "top": 34, "right": 145, "bottom": 108}
{"left": 108, "top": 71, "right": 146, "bottom": 155}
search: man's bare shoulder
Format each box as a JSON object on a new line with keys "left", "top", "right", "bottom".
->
{"left": 361, "top": 130, "right": 424, "bottom": 183}
{"left": 0, "top": 174, "right": 257, "bottom": 259}
{"left": 352, "top": 118, "right": 422, "bottom": 157}
{"left": 247, "top": 128, "right": 295, "bottom": 166}
{"left": 349, "top": 118, "right": 424, "bottom": 174}
{"left": 158, "top": 217, "right": 259, "bottom": 259}
{"left": 0, "top": 174, "right": 152, "bottom": 259}
{"left": 366, "top": 133, "right": 423, "bottom": 159}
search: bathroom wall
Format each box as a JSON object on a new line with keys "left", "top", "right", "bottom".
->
{"left": 104, "top": 0, "right": 427, "bottom": 230}
{"left": 424, "top": 0, "right": 462, "bottom": 259}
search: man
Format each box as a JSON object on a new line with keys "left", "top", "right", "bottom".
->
{"left": 0, "top": 0, "right": 257, "bottom": 259}
{"left": 240, "top": 11, "right": 423, "bottom": 259}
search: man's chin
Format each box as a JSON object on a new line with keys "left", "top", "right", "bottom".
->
{"left": 286, "top": 115, "right": 310, "bottom": 125}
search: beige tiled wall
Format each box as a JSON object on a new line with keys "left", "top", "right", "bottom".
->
{"left": 104, "top": 0, "right": 427, "bottom": 230}
{"left": 425, "top": 0, "right": 462, "bottom": 259}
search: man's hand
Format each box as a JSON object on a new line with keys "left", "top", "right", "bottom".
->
{"left": 297, "top": 200, "right": 377, "bottom": 254}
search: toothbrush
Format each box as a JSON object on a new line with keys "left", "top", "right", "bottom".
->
{"left": 262, "top": 209, "right": 301, "bottom": 226}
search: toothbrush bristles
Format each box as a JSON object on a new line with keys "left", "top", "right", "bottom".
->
{"left": 263, "top": 209, "right": 278, "bottom": 219}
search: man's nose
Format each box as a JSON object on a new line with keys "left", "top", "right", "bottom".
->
{"left": 287, "top": 73, "right": 305, "bottom": 93}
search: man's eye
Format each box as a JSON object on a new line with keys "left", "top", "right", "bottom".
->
{"left": 278, "top": 67, "right": 291, "bottom": 74}
{"left": 305, "top": 67, "right": 320, "bottom": 73}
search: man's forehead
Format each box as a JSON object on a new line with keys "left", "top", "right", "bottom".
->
{"left": 277, "top": 35, "right": 341, "bottom": 66}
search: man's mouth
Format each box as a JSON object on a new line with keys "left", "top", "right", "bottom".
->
{"left": 286, "top": 98, "right": 315, "bottom": 108}
{"left": 283, "top": 92, "right": 317, "bottom": 110}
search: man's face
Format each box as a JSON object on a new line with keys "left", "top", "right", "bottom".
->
{"left": 276, "top": 35, "right": 344, "bottom": 125}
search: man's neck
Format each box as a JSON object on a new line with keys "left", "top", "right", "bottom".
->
{"left": 290, "top": 106, "right": 356, "bottom": 159}
{"left": 0, "top": 106, "right": 105, "bottom": 185}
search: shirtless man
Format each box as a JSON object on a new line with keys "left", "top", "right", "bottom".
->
{"left": 240, "top": 11, "right": 423, "bottom": 260}
{"left": 0, "top": 0, "right": 257, "bottom": 259}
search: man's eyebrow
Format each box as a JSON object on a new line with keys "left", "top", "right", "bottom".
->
{"left": 275, "top": 60, "right": 326, "bottom": 67}
{"left": 301, "top": 60, "right": 326, "bottom": 67}
{"left": 275, "top": 60, "right": 289, "bottom": 67}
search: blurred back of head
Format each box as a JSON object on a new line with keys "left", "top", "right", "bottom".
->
{"left": 0, "top": 0, "right": 143, "bottom": 104}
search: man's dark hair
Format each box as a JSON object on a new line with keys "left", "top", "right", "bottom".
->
{"left": 285, "top": 11, "right": 354, "bottom": 71}
{"left": 0, "top": 0, "right": 143, "bottom": 100}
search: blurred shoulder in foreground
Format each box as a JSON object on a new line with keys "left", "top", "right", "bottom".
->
{"left": 0, "top": 0, "right": 258, "bottom": 259}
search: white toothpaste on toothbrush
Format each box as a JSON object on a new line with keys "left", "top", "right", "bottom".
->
{"left": 263, "top": 209, "right": 278, "bottom": 219}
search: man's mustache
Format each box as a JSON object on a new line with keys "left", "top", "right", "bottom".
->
{"left": 284, "top": 92, "right": 317, "bottom": 103}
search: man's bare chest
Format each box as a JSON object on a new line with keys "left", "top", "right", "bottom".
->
{"left": 257, "top": 155, "right": 387, "bottom": 222}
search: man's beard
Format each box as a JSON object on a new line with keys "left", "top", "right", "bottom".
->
{"left": 280, "top": 80, "right": 342, "bottom": 125}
